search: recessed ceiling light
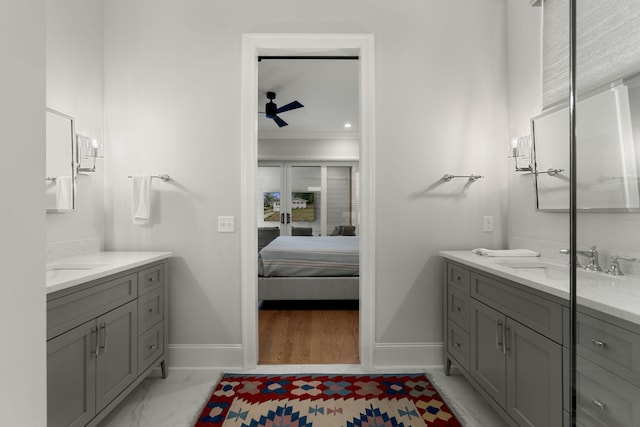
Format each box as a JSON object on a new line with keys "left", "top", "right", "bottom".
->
{"left": 344, "top": 122, "right": 352, "bottom": 128}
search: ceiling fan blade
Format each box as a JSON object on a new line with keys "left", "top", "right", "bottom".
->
{"left": 273, "top": 115, "right": 288, "bottom": 127}
{"left": 276, "top": 100, "right": 303, "bottom": 114}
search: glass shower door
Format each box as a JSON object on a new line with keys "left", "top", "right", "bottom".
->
{"left": 573, "top": 2, "right": 640, "bottom": 426}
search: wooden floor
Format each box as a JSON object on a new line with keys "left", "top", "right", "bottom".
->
{"left": 258, "top": 300, "right": 360, "bottom": 365}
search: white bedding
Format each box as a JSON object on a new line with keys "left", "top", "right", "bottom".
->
{"left": 258, "top": 236, "right": 359, "bottom": 277}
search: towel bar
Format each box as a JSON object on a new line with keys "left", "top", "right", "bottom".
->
{"left": 127, "top": 174, "right": 171, "bottom": 182}
{"left": 441, "top": 173, "right": 484, "bottom": 182}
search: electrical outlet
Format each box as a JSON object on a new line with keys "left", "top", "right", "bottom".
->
{"left": 218, "top": 216, "right": 235, "bottom": 233}
{"left": 483, "top": 216, "right": 494, "bottom": 232}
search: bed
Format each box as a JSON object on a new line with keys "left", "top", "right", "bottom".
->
{"left": 258, "top": 235, "right": 359, "bottom": 301}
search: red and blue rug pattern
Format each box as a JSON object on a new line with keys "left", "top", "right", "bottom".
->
{"left": 195, "top": 374, "right": 462, "bottom": 427}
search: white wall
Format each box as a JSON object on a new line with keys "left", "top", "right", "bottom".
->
{"left": 103, "top": 0, "right": 508, "bottom": 366}
{"left": 505, "top": 1, "right": 569, "bottom": 252}
{"left": 46, "top": 0, "right": 105, "bottom": 247}
{"left": 0, "top": 0, "right": 46, "bottom": 423}
{"left": 259, "top": 138, "right": 359, "bottom": 161}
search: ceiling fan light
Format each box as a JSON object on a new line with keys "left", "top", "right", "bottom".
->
{"left": 265, "top": 101, "right": 277, "bottom": 118}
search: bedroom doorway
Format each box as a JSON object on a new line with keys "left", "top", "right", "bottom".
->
{"left": 240, "top": 34, "right": 375, "bottom": 370}
{"left": 256, "top": 60, "right": 361, "bottom": 365}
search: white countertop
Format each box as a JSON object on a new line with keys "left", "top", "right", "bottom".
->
{"left": 46, "top": 251, "right": 172, "bottom": 294}
{"left": 440, "top": 250, "right": 640, "bottom": 326}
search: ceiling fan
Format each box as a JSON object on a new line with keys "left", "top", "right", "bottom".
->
{"left": 261, "top": 91, "right": 304, "bottom": 127}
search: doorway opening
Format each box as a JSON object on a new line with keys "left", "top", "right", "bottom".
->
{"left": 240, "top": 34, "right": 375, "bottom": 370}
{"left": 257, "top": 161, "right": 360, "bottom": 364}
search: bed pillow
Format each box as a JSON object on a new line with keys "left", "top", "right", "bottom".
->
{"left": 341, "top": 226, "right": 356, "bottom": 236}
{"left": 329, "top": 226, "right": 342, "bottom": 236}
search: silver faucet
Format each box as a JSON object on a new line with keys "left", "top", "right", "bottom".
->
{"left": 577, "top": 246, "right": 602, "bottom": 271}
{"left": 559, "top": 248, "right": 582, "bottom": 268}
{"left": 606, "top": 254, "right": 637, "bottom": 276}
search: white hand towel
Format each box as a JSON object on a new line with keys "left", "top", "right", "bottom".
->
{"left": 56, "top": 176, "right": 73, "bottom": 210}
{"left": 131, "top": 176, "right": 152, "bottom": 225}
{"left": 472, "top": 248, "right": 540, "bottom": 257}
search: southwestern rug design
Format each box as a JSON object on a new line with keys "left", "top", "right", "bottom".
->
{"left": 195, "top": 373, "right": 462, "bottom": 427}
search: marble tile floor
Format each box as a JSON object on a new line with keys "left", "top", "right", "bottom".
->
{"left": 97, "top": 365, "right": 509, "bottom": 427}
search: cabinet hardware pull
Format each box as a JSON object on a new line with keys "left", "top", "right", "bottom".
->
{"left": 504, "top": 325, "right": 510, "bottom": 355}
{"left": 456, "top": 276, "right": 461, "bottom": 281}
{"left": 148, "top": 307, "right": 154, "bottom": 313}
{"left": 591, "top": 399, "right": 606, "bottom": 411}
{"left": 149, "top": 344, "right": 156, "bottom": 350}
{"left": 103, "top": 323, "right": 108, "bottom": 353}
{"left": 99, "top": 323, "right": 108, "bottom": 354}
{"left": 456, "top": 305, "right": 462, "bottom": 312}
{"left": 455, "top": 342, "right": 461, "bottom": 348}
{"left": 93, "top": 326, "right": 100, "bottom": 356}
{"left": 496, "top": 320, "right": 504, "bottom": 351}
{"left": 149, "top": 276, "right": 155, "bottom": 282}
{"left": 591, "top": 339, "right": 605, "bottom": 348}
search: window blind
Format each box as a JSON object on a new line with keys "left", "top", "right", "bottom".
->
{"left": 542, "top": 0, "right": 640, "bottom": 109}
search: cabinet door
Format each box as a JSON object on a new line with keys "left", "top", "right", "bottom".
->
{"left": 95, "top": 300, "right": 138, "bottom": 412}
{"left": 470, "top": 299, "right": 507, "bottom": 407}
{"left": 47, "top": 321, "right": 97, "bottom": 427}
{"left": 506, "top": 319, "right": 563, "bottom": 427}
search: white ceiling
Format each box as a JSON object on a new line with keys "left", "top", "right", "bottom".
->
{"left": 257, "top": 58, "right": 359, "bottom": 139}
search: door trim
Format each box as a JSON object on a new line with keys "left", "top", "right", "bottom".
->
{"left": 240, "top": 33, "right": 376, "bottom": 369}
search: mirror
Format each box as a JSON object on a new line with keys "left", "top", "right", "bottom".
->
{"left": 531, "top": 73, "right": 640, "bottom": 211}
{"left": 46, "top": 108, "right": 76, "bottom": 212}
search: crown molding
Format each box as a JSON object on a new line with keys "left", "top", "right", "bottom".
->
{"left": 258, "top": 130, "right": 360, "bottom": 140}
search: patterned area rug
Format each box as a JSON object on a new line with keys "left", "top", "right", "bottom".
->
{"left": 195, "top": 373, "right": 462, "bottom": 427}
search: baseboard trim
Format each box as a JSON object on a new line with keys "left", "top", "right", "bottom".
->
{"left": 168, "top": 342, "right": 444, "bottom": 370}
{"left": 373, "top": 342, "right": 444, "bottom": 368}
{"left": 169, "top": 344, "right": 244, "bottom": 369}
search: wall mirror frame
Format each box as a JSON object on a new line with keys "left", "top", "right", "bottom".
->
{"left": 45, "top": 108, "right": 76, "bottom": 213}
{"left": 531, "top": 72, "right": 640, "bottom": 212}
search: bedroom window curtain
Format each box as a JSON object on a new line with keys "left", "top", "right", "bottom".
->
{"left": 542, "top": 0, "right": 640, "bottom": 109}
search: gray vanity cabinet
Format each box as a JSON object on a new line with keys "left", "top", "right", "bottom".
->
{"left": 469, "top": 299, "right": 562, "bottom": 426}
{"left": 469, "top": 299, "right": 506, "bottom": 406}
{"left": 47, "top": 322, "right": 96, "bottom": 427}
{"left": 506, "top": 316, "right": 562, "bottom": 426}
{"left": 445, "top": 261, "right": 564, "bottom": 427}
{"left": 94, "top": 300, "right": 137, "bottom": 412}
{"left": 573, "top": 308, "right": 640, "bottom": 427}
{"left": 47, "top": 261, "right": 168, "bottom": 427}
{"left": 48, "top": 300, "right": 137, "bottom": 426}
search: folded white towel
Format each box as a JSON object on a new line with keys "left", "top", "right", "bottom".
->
{"left": 131, "top": 176, "right": 152, "bottom": 225}
{"left": 472, "top": 248, "right": 540, "bottom": 257}
{"left": 56, "top": 176, "right": 73, "bottom": 210}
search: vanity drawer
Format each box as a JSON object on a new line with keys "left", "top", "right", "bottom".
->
{"left": 470, "top": 272, "right": 563, "bottom": 343}
{"left": 577, "top": 312, "right": 640, "bottom": 388}
{"left": 138, "top": 288, "right": 164, "bottom": 334}
{"left": 47, "top": 273, "right": 137, "bottom": 340}
{"left": 447, "top": 263, "right": 470, "bottom": 293}
{"left": 448, "top": 286, "right": 470, "bottom": 331}
{"left": 138, "top": 263, "right": 164, "bottom": 295}
{"left": 138, "top": 321, "right": 164, "bottom": 375}
{"left": 576, "top": 356, "right": 640, "bottom": 427}
{"left": 447, "top": 320, "right": 470, "bottom": 372}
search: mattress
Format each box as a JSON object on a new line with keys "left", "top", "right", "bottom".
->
{"left": 258, "top": 236, "right": 359, "bottom": 277}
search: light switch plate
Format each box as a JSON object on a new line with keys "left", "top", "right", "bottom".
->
{"left": 483, "top": 216, "right": 494, "bottom": 232}
{"left": 218, "top": 216, "right": 235, "bottom": 233}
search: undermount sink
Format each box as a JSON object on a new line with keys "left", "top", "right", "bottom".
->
{"left": 46, "top": 263, "right": 106, "bottom": 280}
{"left": 492, "top": 259, "right": 569, "bottom": 281}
